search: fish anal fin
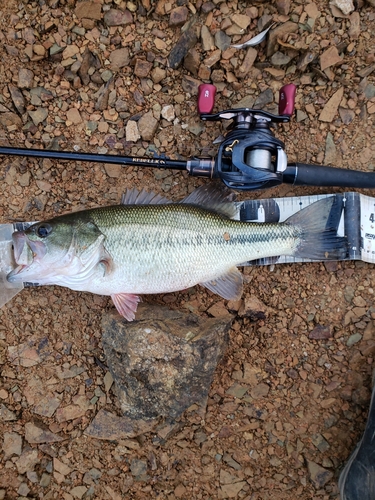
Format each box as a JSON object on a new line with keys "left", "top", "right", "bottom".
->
{"left": 111, "top": 293, "right": 141, "bottom": 321}
{"left": 200, "top": 267, "right": 243, "bottom": 300}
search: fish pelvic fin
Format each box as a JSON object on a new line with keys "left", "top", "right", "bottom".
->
{"left": 286, "top": 196, "right": 348, "bottom": 261}
{"left": 111, "top": 293, "right": 141, "bottom": 321}
{"left": 200, "top": 266, "right": 243, "bottom": 300}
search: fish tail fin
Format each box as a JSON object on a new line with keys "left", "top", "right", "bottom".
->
{"left": 285, "top": 196, "right": 347, "bottom": 261}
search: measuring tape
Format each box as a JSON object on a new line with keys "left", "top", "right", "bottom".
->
{"left": 1, "top": 192, "right": 374, "bottom": 309}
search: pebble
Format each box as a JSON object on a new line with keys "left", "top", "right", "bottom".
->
{"left": 201, "top": 25, "right": 214, "bottom": 52}
{"left": 18, "top": 68, "right": 34, "bottom": 89}
{"left": 2, "top": 432, "right": 22, "bottom": 460}
{"left": 74, "top": 1, "right": 102, "bottom": 20}
{"left": 109, "top": 47, "right": 130, "bottom": 69}
{"left": 215, "top": 31, "right": 231, "bottom": 51}
{"left": 125, "top": 120, "right": 140, "bottom": 142}
{"left": 324, "top": 132, "right": 338, "bottom": 164}
{"left": 306, "top": 460, "right": 333, "bottom": 489}
{"left": 28, "top": 107, "right": 48, "bottom": 126}
{"left": 168, "top": 28, "right": 198, "bottom": 69}
{"left": 320, "top": 46, "right": 343, "bottom": 71}
{"left": 169, "top": 6, "right": 189, "bottom": 26}
{"left": 319, "top": 87, "right": 344, "bottom": 122}
{"left": 138, "top": 110, "right": 158, "bottom": 141}
{"left": 161, "top": 104, "right": 175, "bottom": 122}
{"left": 347, "top": 333, "right": 362, "bottom": 346}
{"left": 8, "top": 84, "right": 25, "bottom": 115}
{"left": 66, "top": 108, "right": 82, "bottom": 125}
{"left": 16, "top": 449, "right": 40, "bottom": 474}
{"left": 103, "top": 9, "right": 133, "bottom": 27}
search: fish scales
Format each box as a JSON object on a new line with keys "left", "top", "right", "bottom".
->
{"left": 86, "top": 204, "right": 298, "bottom": 294}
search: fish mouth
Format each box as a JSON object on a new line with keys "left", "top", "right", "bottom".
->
{"left": 7, "top": 232, "right": 46, "bottom": 283}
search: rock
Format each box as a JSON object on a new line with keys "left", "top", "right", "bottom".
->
{"left": 237, "top": 47, "right": 258, "bottom": 77}
{"left": 104, "top": 164, "right": 122, "bottom": 178}
{"left": 215, "top": 31, "right": 231, "bottom": 51}
{"left": 2, "top": 432, "right": 22, "bottom": 460}
{"left": 161, "top": 104, "right": 175, "bottom": 122}
{"left": 28, "top": 107, "right": 48, "bottom": 126}
{"left": 184, "top": 48, "right": 200, "bottom": 76}
{"left": 319, "top": 87, "right": 344, "bottom": 122}
{"left": 347, "top": 333, "right": 362, "bottom": 346}
{"left": 151, "top": 67, "right": 166, "bottom": 84}
{"left": 306, "top": 459, "right": 333, "bottom": 489}
{"left": 339, "top": 107, "right": 355, "bottom": 124}
{"left": 0, "top": 112, "right": 22, "bottom": 129}
{"left": 125, "top": 120, "right": 141, "bottom": 142}
{"left": 320, "top": 46, "right": 343, "bottom": 71}
{"left": 130, "top": 459, "right": 147, "bottom": 478}
{"left": 267, "top": 22, "right": 298, "bottom": 57}
{"left": 238, "top": 295, "right": 272, "bottom": 320}
{"left": 349, "top": 11, "right": 360, "bottom": 39}
{"left": 324, "top": 131, "right": 338, "bottom": 164}
{"left": 15, "top": 449, "right": 40, "bottom": 474}
{"left": 181, "top": 74, "right": 201, "bottom": 95}
{"left": 79, "top": 48, "right": 101, "bottom": 85}
{"left": 109, "top": 47, "right": 130, "bottom": 70}
{"left": 138, "top": 110, "right": 158, "bottom": 141}
{"left": 168, "top": 28, "right": 198, "bottom": 69}
{"left": 201, "top": 25, "right": 214, "bottom": 52}
{"left": 270, "top": 51, "right": 291, "bottom": 66}
{"left": 101, "top": 305, "right": 231, "bottom": 419}
{"left": 276, "top": 0, "right": 291, "bottom": 15}
{"left": 104, "top": 9, "right": 133, "bottom": 27}
{"left": 0, "top": 404, "right": 17, "bottom": 421}
{"left": 220, "top": 481, "right": 247, "bottom": 498}
{"left": 18, "top": 68, "right": 34, "bottom": 89}
{"left": 84, "top": 409, "right": 157, "bottom": 440}
{"left": 66, "top": 107, "right": 82, "bottom": 124}
{"left": 134, "top": 59, "right": 153, "bottom": 78}
{"left": 308, "top": 324, "right": 332, "bottom": 340}
{"left": 331, "top": 0, "right": 355, "bottom": 15}
{"left": 250, "top": 383, "right": 270, "bottom": 399}
{"left": 8, "top": 84, "right": 25, "bottom": 115}
{"left": 232, "top": 13, "right": 251, "bottom": 30}
{"left": 25, "top": 422, "right": 63, "bottom": 444}
{"left": 74, "top": 1, "right": 102, "bottom": 20}
{"left": 169, "top": 6, "right": 189, "bottom": 26}
{"left": 254, "top": 88, "right": 274, "bottom": 108}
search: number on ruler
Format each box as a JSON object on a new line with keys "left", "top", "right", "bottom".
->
{"left": 370, "top": 213, "right": 375, "bottom": 223}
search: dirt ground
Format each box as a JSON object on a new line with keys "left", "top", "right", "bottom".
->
{"left": 1, "top": 0, "right": 375, "bottom": 498}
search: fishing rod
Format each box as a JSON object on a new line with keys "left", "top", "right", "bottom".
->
{"left": 0, "top": 83, "right": 375, "bottom": 191}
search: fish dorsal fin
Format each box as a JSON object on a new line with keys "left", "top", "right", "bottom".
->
{"left": 200, "top": 266, "right": 243, "bottom": 300}
{"left": 182, "top": 184, "right": 237, "bottom": 219}
{"left": 121, "top": 188, "right": 172, "bottom": 205}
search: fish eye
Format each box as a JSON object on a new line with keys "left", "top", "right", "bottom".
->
{"left": 36, "top": 223, "right": 53, "bottom": 238}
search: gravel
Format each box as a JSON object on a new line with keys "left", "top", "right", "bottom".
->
{"left": 1, "top": 0, "right": 375, "bottom": 498}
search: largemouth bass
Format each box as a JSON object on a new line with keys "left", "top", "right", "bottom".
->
{"left": 7, "top": 185, "right": 347, "bottom": 320}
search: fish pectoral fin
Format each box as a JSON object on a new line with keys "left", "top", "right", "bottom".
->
{"left": 111, "top": 293, "right": 141, "bottom": 321}
{"left": 200, "top": 267, "right": 243, "bottom": 300}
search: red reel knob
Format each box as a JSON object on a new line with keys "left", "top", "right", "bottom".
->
{"left": 279, "top": 83, "right": 296, "bottom": 117}
{"left": 198, "top": 84, "right": 216, "bottom": 114}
